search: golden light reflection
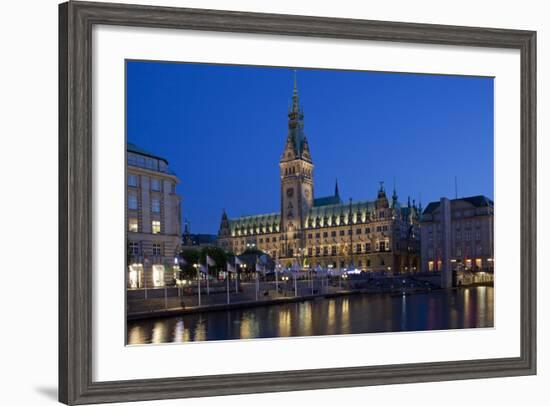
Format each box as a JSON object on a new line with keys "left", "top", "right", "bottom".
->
{"left": 194, "top": 319, "right": 206, "bottom": 341}
{"left": 341, "top": 298, "right": 350, "bottom": 334}
{"left": 278, "top": 309, "right": 292, "bottom": 337}
{"left": 478, "top": 286, "right": 487, "bottom": 324}
{"left": 463, "top": 288, "right": 471, "bottom": 326}
{"left": 327, "top": 301, "right": 335, "bottom": 334}
{"left": 298, "top": 302, "right": 313, "bottom": 336}
{"left": 151, "top": 321, "right": 167, "bottom": 344}
{"left": 240, "top": 315, "right": 259, "bottom": 339}
{"left": 127, "top": 325, "right": 143, "bottom": 345}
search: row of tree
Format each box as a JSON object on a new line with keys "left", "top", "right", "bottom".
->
{"left": 177, "top": 246, "right": 266, "bottom": 279}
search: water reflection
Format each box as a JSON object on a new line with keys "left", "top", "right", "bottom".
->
{"left": 127, "top": 287, "right": 494, "bottom": 344}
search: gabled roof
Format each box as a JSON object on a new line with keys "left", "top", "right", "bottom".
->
{"left": 423, "top": 195, "right": 494, "bottom": 215}
{"left": 228, "top": 213, "right": 281, "bottom": 234}
{"left": 307, "top": 200, "right": 376, "bottom": 220}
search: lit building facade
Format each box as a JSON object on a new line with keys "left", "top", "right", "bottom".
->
{"left": 126, "top": 143, "right": 182, "bottom": 288}
{"left": 420, "top": 196, "right": 494, "bottom": 282}
{"left": 218, "top": 78, "right": 421, "bottom": 273}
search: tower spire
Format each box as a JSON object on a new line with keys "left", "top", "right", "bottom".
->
{"left": 335, "top": 179, "right": 340, "bottom": 198}
{"left": 392, "top": 177, "right": 398, "bottom": 205}
{"left": 292, "top": 69, "right": 299, "bottom": 113}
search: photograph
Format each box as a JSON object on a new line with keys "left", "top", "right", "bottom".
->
{"left": 125, "top": 61, "right": 495, "bottom": 344}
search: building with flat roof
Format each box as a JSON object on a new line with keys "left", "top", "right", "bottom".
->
{"left": 126, "top": 143, "right": 182, "bottom": 288}
{"left": 420, "top": 195, "right": 494, "bottom": 287}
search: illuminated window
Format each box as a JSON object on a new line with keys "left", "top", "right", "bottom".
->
{"left": 128, "top": 174, "right": 138, "bottom": 187}
{"left": 128, "top": 194, "right": 138, "bottom": 210}
{"left": 128, "top": 263, "right": 143, "bottom": 288}
{"left": 465, "top": 259, "right": 472, "bottom": 270}
{"left": 152, "top": 264, "right": 165, "bottom": 287}
{"left": 152, "top": 220, "right": 161, "bottom": 234}
{"left": 151, "top": 198, "right": 161, "bottom": 213}
{"left": 128, "top": 218, "right": 138, "bottom": 232}
{"left": 428, "top": 261, "right": 434, "bottom": 271}
{"left": 475, "top": 258, "right": 482, "bottom": 270}
{"left": 151, "top": 178, "right": 161, "bottom": 191}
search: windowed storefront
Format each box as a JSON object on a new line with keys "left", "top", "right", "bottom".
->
{"left": 128, "top": 263, "right": 143, "bottom": 288}
{"left": 152, "top": 264, "right": 165, "bottom": 287}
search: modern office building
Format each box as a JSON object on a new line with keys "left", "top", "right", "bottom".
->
{"left": 126, "top": 143, "right": 182, "bottom": 288}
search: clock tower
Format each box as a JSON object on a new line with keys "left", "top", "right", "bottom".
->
{"left": 279, "top": 72, "right": 314, "bottom": 261}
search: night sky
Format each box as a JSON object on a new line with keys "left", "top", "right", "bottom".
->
{"left": 126, "top": 61, "right": 494, "bottom": 234}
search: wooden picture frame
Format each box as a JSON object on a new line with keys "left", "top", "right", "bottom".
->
{"left": 59, "top": 1, "right": 536, "bottom": 404}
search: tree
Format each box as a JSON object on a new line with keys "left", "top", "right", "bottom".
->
{"left": 178, "top": 248, "right": 200, "bottom": 279}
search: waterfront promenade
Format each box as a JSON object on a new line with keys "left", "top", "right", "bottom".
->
{"left": 127, "top": 273, "right": 444, "bottom": 319}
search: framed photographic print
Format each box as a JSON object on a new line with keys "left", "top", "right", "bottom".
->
{"left": 59, "top": 1, "right": 536, "bottom": 404}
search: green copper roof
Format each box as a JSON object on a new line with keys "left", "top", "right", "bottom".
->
{"left": 228, "top": 213, "right": 281, "bottom": 235}
{"left": 313, "top": 195, "right": 342, "bottom": 207}
{"left": 306, "top": 200, "right": 377, "bottom": 227}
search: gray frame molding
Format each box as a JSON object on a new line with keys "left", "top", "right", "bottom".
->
{"left": 59, "top": 1, "right": 536, "bottom": 404}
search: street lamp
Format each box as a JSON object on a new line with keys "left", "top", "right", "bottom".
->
{"left": 193, "top": 263, "right": 201, "bottom": 306}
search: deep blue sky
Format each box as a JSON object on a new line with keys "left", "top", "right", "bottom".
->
{"left": 127, "top": 61, "right": 494, "bottom": 234}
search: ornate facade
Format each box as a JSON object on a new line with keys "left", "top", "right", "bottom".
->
{"left": 218, "top": 77, "right": 421, "bottom": 273}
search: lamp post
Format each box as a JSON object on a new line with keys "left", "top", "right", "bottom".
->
{"left": 328, "top": 263, "right": 333, "bottom": 292}
{"left": 342, "top": 272, "right": 348, "bottom": 290}
{"left": 193, "top": 263, "right": 201, "bottom": 306}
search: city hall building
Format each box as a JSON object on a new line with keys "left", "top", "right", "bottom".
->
{"left": 126, "top": 143, "right": 182, "bottom": 288}
{"left": 218, "top": 79, "right": 421, "bottom": 273}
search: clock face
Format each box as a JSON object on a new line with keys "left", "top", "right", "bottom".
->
{"left": 286, "top": 188, "right": 294, "bottom": 197}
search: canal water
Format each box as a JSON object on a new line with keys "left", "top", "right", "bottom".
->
{"left": 127, "top": 286, "right": 493, "bottom": 344}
